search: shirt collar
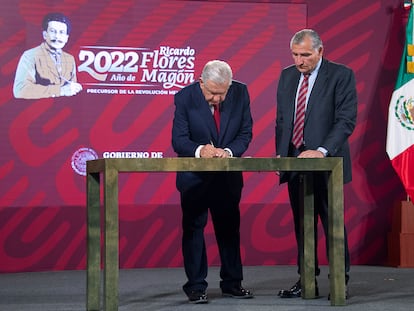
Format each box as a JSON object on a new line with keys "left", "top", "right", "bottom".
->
{"left": 42, "top": 42, "right": 62, "bottom": 57}
{"left": 305, "top": 58, "right": 322, "bottom": 78}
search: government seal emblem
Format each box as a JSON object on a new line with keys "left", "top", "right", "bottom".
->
{"left": 71, "top": 147, "right": 99, "bottom": 176}
{"left": 395, "top": 95, "right": 414, "bottom": 131}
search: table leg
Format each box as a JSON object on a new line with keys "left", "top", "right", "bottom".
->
{"left": 328, "top": 162, "right": 346, "bottom": 306}
{"left": 103, "top": 168, "right": 119, "bottom": 311}
{"left": 301, "top": 173, "right": 316, "bottom": 299}
{"left": 87, "top": 172, "right": 101, "bottom": 311}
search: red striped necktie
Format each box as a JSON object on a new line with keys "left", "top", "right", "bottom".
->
{"left": 292, "top": 74, "right": 309, "bottom": 148}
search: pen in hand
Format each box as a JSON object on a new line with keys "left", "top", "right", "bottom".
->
{"left": 210, "top": 141, "right": 222, "bottom": 158}
{"left": 203, "top": 140, "right": 218, "bottom": 158}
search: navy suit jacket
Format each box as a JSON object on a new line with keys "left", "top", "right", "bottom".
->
{"left": 276, "top": 58, "right": 357, "bottom": 184}
{"left": 172, "top": 80, "right": 253, "bottom": 194}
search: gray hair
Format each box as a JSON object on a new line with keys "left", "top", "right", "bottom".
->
{"left": 290, "top": 29, "right": 323, "bottom": 51}
{"left": 201, "top": 60, "right": 233, "bottom": 85}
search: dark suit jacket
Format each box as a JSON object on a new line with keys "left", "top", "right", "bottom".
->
{"left": 276, "top": 58, "right": 357, "bottom": 184}
{"left": 172, "top": 80, "right": 253, "bottom": 194}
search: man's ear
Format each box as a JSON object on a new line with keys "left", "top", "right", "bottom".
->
{"left": 318, "top": 46, "right": 324, "bottom": 56}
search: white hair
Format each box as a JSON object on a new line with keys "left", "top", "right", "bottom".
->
{"left": 201, "top": 60, "right": 233, "bottom": 85}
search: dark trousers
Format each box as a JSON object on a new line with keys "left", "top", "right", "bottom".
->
{"left": 180, "top": 178, "right": 243, "bottom": 294}
{"left": 287, "top": 172, "right": 351, "bottom": 278}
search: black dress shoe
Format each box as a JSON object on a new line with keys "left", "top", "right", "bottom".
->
{"left": 222, "top": 285, "right": 254, "bottom": 299}
{"left": 187, "top": 290, "right": 208, "bottom": 304}
{"left": 278, "top": 279, "right": 319, "bottom": 298}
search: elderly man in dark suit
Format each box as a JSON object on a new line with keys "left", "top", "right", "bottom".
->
{"left": 172, "top": 60, "right": 253, "bottom": 304}
{"left": 275, "top": 29, "right": 357, "bottom": 299}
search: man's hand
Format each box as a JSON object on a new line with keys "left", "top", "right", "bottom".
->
{"left": 61, "top": 82, "right": 83, "bottom": 96}
{"left": 297, "top": 150, "right": 325, "bottom": 158}
{"left": 200, "top": 145, "right": 231, "bottom": 158}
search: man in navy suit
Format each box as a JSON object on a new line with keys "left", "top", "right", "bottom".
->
{"left": 172, "top": 60, "right": 253, "bottom": 304}
{"left": 275, "top": 29, "right": 357, "bottom": 298}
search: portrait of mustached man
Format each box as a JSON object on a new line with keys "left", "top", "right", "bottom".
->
{"left": 13, "top": 12, "right": 82, "bottom": 99}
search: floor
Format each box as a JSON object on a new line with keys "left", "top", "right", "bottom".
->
{"left": 0, "top": 265, "right": 413, "bottom": 311}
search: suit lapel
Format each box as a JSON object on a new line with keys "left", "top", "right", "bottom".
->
{"left": 305, "top": 59, "right": 328, "bottom": 121}
{"left": 288, "top": 72, "right": 301, "bottom": 126}
{"left": 218, "top": 95, "right": 230, "bottom": 141}
{"left": 193, "top": 86, "right": 219, "bottom": 142}
{"left": 217, "top": 84, "right": 236, "bottom": 145}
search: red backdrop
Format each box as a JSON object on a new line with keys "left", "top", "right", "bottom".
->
{"left": 0, "top": 0, "right": 407, "bottom": 272}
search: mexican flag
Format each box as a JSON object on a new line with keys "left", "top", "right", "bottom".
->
{"left": 386, "top": 4, "right": 414, "bottom": 201}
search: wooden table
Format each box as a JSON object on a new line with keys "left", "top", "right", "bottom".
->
{"left": 86, "top": 157, "right": 346, "bottom": 310}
